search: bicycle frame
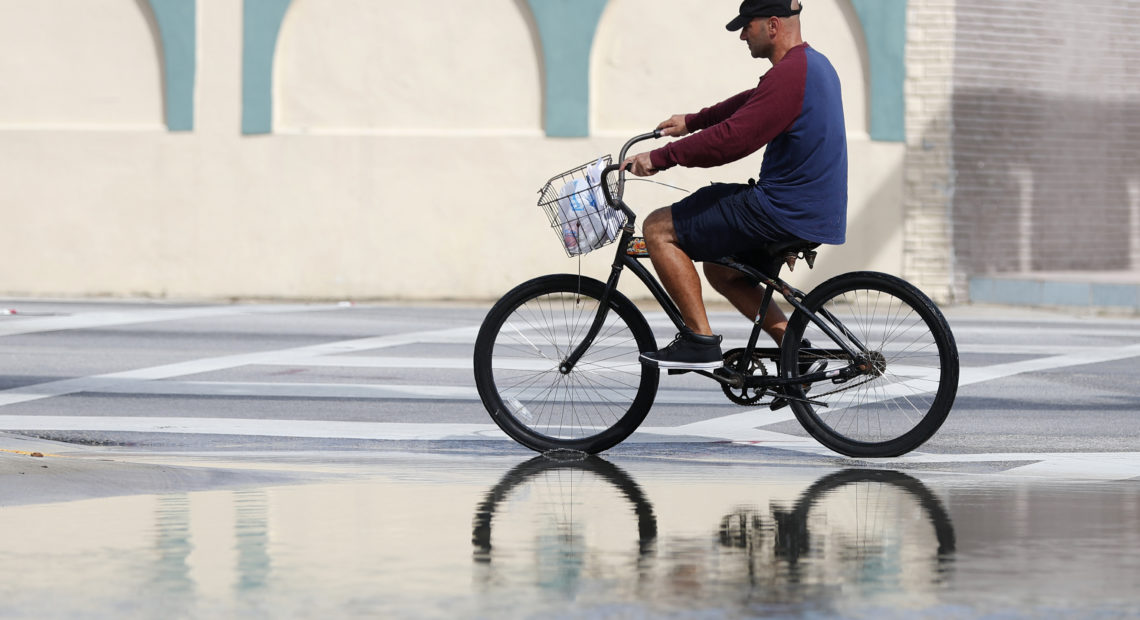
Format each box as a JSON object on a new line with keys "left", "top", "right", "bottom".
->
{"left": 559, "top": 132, "right": 873, "bottom": 395}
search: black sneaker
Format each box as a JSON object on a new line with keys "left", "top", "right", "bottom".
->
{"left": 640, "top": 332, "right": 724, "bottom": 370}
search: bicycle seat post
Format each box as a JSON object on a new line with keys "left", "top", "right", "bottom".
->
{"left": 741, "top": 280, "right": 777, "bottom": 365}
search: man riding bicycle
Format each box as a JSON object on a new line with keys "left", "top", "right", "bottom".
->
{"left": 622, "top": 0, "right": 848, "bottom": 371}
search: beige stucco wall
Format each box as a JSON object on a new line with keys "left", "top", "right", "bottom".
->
{"left": 0, "top": 0, "right": 904, "bottom": 301}
{"left": 0, "top": 0, "right": 164, "bottom": 127}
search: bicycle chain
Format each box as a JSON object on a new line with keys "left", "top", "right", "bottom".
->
{"left": 722, "top": 350, "right": 881, "bottom": 408}
{"left": 781, "top": 352, "right": 880, "bottom": 404}
{"left": 779, "top": 375, "right": 879, "bottom": 405}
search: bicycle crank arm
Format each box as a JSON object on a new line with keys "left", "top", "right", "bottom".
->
{"left": 672, "top": 367, "right": 756, "bottom": 391}
{"left": 667, "top": 367, "right": 743, "bottom": 385}
{"left": 687, "top": 368, "right": 738, "bottom": 386}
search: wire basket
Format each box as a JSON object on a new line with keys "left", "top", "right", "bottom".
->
{"left": 537, "top": 155, "right": 626, "bottom": 257}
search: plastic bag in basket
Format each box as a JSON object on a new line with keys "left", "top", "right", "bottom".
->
{"left": 586, "top": 157, "right": 623, "bottom": 241}
{"left": 555, "top": 179, "right": 588, "bottom": 254}
{"left": 554, "top": 158, "right": 623, "bottom": 255}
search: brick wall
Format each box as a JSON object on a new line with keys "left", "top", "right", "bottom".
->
{"left": 904, "top": 0, "right": 961, "bottom": 301}
{"left": 951, "top": 0, "right": 1140, "bottom": 275}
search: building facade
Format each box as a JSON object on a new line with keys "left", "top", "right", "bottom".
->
{"left": 6, "top": 0, "right": 1129, "bottom": 304}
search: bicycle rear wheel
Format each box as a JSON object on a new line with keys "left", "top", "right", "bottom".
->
{"left": 781, "top": 272, "right": 959, "bottom": 457}
{"left": 473, "top": 274, "right": 659, "bottom": 453}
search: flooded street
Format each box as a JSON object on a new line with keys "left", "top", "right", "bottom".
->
{"left": 2, "top": 301, "right": 1139, "bottom": 617}
{"left": 2, "top": 450, "right": 1137, "bottom": 619}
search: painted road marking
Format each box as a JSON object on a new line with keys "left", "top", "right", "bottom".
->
{"left": 0, "top": 415, "right": 1136, "bottom": 480}
{"left": 0, "top": 326, "right": 481, "bottom": 407}
{"left": 2, "top": 304, "right": 1140, "bottom": 480}
{"left": 5, "top": 336, "right": 1136, "bottom": 407}
{"left": 2, "top": 314, "right": 1139, "bottom": 418}
{"left": 1, "top": 378, "right": 722, "bottom": 405}
{"left": 1, "top": 317, "right": 1137, "bottom": 409}
{"left": 0, "top": 303, "right": 339, "bottom": 338}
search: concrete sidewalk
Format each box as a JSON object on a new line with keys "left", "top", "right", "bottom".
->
{"left": 969, "top": 270, "right": 1140, "bottom": 313}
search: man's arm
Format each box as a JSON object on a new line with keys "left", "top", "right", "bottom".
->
{"left": 683, "top": 89, "right": 754, "bottom": 133}
{"left": 649, "top": 56, "right": 806, "bottom": 171}
{"left": 621, "top": 91, "right": 753, "bottom": 176}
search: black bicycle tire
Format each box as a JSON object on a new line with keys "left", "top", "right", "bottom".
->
{"left": 473, "top": 274, "right": 659, "bottom": 454}
{"left": 780, "top": 271, "right": 959, "bottom": 457}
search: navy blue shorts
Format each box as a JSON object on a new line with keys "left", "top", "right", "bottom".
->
{"left": 671, "top": 183, "right": 794, "bottom": 262}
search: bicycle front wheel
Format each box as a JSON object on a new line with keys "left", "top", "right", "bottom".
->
{"left": 781, "top": 272, "right": 959, "bottom": 458}
{"left": 473, "top": 274, "right": 659, "bottom": 454}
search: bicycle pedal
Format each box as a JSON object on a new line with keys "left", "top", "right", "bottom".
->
{"left": 667, "top": 369, "right": 692, "bottom": 376}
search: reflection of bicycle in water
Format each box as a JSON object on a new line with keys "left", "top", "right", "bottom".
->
{"left": 472, "top": 457, "right": 955, "bottom": 606}
{"left": 471, "top": 455, "right": 657, "bottom": 596}
{"left": 719, "top": 469, "right": 956, "bottom": 596}
{"left": 473, "top": 132, "right": 959, "bottom": 458}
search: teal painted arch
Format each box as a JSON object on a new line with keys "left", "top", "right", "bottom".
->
{"left": 525, "top": 0, "right": 608, "bottom": 138}
{"left": 239, "top": 0, "right": 907, "bottom": 141}
{"left": 242, "top": 0, "right": 293, "bottom": 135}
{"left": 147, "top": 0, "right": 196, "bottom": 131}
{"left": 145, "top": 0, "right": 288, "bottom": 134}
{"left": 850, "top": 0, "right": 907, "bottom": 142}
{"left": 243, "top": 0, "right": 604, "bottom": 137}
{"left": 526, "top": 0, "right": 909, "bottom": 141}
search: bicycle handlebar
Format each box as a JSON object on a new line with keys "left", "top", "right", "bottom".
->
{"left": 601, "top": 129, "right": 666, "bottom": 224}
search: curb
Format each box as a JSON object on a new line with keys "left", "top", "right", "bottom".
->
{"left": 970, "top": 274, "right": 1140, "bottom": 313}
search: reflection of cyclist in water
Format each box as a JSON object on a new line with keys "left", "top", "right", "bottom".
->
{"left": 721, "top": 469, "right": 956, "bottom": 590}
{"left": 473, "top": 461, "right": 955, "bottom": 610}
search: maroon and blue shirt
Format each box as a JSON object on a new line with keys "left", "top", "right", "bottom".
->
{"left": 649, "top": 43, "right": 848, "bottom": 245}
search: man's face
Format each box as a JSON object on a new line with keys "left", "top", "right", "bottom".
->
{"left": 740, "top": 17, "right": 774, "bottom": 59}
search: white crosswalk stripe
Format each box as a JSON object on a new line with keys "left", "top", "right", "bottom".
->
{"left": 3, "top": 305, "right": 1140, "bottom": 480}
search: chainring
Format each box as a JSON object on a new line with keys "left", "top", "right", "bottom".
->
{"left": 720, "top": 348, "right": 771, "bottom": 406}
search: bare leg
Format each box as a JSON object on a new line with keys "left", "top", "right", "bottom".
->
{"left": 643, "top": 207, "right": 713, "bottom": 336}
{"left": 704, "top": 263, "right": 788, "bottom": 344}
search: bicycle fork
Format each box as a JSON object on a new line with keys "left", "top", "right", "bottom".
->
{"left": 558, "top": 233, "right": 639, "bottom": 375}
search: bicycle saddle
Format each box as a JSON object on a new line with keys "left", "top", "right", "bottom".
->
{"left": 731, "top": 239, "right": 820, "bottom": 276}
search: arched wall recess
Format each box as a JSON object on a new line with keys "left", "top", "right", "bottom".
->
{"left": 147, "top": 0, "right": 197, "bottom": 131}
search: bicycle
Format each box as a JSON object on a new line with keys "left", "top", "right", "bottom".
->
{"left": 473, "top": 131, "right": 959, "bottom": 457}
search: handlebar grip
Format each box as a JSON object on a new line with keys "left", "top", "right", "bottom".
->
{"left": 600, "top": 130, "right": 668, "bottom": 225}
{"left": 601, "top": 163, "right": 623, "bottom": 209}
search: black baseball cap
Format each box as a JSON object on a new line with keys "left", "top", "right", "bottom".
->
{"left": 726, "top": 0, "right": 802, "bottom": 31}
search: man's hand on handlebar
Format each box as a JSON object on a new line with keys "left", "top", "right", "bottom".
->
{"left": 657, "top": 114, "right": 690, "bottom": 138}
{"left": 618, "top": 118, "right": 688, "bottom": 177}
{"left": 621, "top": 152, "right": 658, "bottom": 177}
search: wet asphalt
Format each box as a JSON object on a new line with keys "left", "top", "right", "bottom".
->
{"left": 1, "top": 299, "right": 1138, "bottom": 618}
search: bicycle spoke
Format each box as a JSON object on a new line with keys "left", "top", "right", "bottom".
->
{"left": 484, "top": 285, "right": 651, "bottom": 445}
{"left": 788, "top": 274, "right": 956, "bottom": 454}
